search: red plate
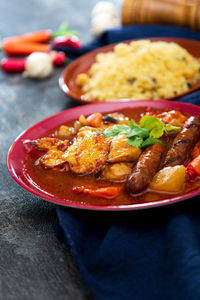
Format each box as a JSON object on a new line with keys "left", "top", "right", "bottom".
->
{"left": 7, "top": 100, "right": 200, "bottom": 211}
{"left": 59, "top": 37, "right": 200, "bottom": 104}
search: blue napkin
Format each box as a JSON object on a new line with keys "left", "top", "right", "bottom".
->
{"left": 55, "top": 25, "right": 200, "bottom": 300}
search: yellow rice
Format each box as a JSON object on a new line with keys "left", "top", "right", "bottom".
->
{"left": 76, "top": 40, "right": 200, "bottom": 101}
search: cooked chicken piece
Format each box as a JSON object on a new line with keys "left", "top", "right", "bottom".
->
{"left": 33, "top": 137, "right": 69, "bottom": 152}
{"left": 108, "top": 134, "right": 142, "bottom": 163}
{"left": 40, "top": 149, "right": 70, "bottom": 169}
{"left": 57, "top": 125, "right": 75, "bottom": 139}
{"left": 33, "top": 137, "right": 61, "bottom": 151}
{"left": 63, "top": 126, "right": 110, "bottom": 175}
{"left": 100, "top": 163, "right": 132, "bottom": 182}
{"left": 33, "top": 138, "right": 70, "bottom": 169}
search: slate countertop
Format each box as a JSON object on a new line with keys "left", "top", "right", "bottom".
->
{"left": 0, "top": 1, "right": 120, "bottom": 299}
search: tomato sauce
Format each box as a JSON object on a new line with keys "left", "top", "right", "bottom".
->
{"left": 24, "top": 108, "right": 200, "bottom": 207}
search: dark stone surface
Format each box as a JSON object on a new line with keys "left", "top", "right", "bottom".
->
{"left": 0, "top": 0, "right": 120, "bottom": 299}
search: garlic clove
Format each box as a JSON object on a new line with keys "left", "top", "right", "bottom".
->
{"left": 23, "top": 52, "right": 53, "bottom": 79}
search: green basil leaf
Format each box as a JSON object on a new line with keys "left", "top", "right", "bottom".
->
{"left": 127, "top": 127, "right": 149, "bottom": 138}
{"left": 140, "top": 115, "right": 165, "bottom": 138}
{"left": 129, "top": 119, "right": 137, "bottom": 129}
{"left": 165, "top": 124, "right": 181, "bottom": 133}
{"left": 127, "top": 136, "right": 143, "bottom": 148}
{"left": 141, "top": 136, "right": 164, "bottom": 148}
{"left": 102, "top": 125, "right": 131, "bottom": 137}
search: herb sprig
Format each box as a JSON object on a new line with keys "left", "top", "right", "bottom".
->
{"left": 101, "top": 115, "right": 181, "bottom": 148}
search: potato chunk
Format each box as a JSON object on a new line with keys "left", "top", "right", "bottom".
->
{"left": 149, "top": 165, "right": 186, "bottom": 193}
{"left": 57, "top": 125, "right": 75, "bottom": 139}
{"left": 63, "top": 126, "right": 110, "bottom": 175}
{"left": 100, "top": 163, "right": 132, "bottom": 182}
{"left": 108, "top": 134, "right": 142, "bottom": 163}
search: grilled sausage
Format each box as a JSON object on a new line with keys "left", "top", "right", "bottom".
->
{"left": 162, "top": 116, "right": 200, "bottom": 168}
{"left": 126, "top": 143, "right": 164, "bottom": 194}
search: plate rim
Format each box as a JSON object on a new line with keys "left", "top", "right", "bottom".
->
{"left": 7, "top": 100, "right": 200, "bottom": 211}
{"left": 59, "top": 37, "right": 200, "bottom": 104}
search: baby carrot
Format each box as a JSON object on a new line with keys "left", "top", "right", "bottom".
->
{"left": 3, "top": 30, "right": 52, "bottom": 44}
{"left": 2, "top": 40, "right": 51, "bottom": 56}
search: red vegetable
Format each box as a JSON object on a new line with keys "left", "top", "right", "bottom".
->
{"left": 72, "top": 186, "right": 123, "bottom": 199}
{"left": 191, "top": 142, "right": 200, "bottom": 159}
{"left": 52, "top": 51, "right": 67, "bottom": 67}
{"left": 1, "top": 58, "right": 26, "bottom": 73}
{"left": 53, "top": 35, "right": 81, "bottom": 49}
{"left": 186, "top": 154, "right": 200, "bottom": 180}
{"left": 87, "top": 113, "right": 103, "bottom": 128}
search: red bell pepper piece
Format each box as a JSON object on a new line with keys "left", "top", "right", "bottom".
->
{"left": 73, "top": 186, "right": 123, "bottom": 199}
{"left": 186, "top": 154, "right": 200, "bottom": 180}
{"left": 191, "top": 142, "right": 200, "bottom": 160}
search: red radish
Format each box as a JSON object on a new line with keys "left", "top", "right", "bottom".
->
{"left": 1, "top": 58, "right": 26, "bottom": 73}
{"left": 52, "top": 51, "right": 67, "bottom": 67}
{"left": 53, "top": 35, "right": 81, "bottom": 49}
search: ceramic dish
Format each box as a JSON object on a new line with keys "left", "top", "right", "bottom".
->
{"left": 7, "top": 100, "right": 200, "bottom": 211}
{"left": 59, "top": 37, "right": 200, "bottom": 104}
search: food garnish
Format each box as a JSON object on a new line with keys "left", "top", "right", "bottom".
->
{"left": 101, "top": 116, "right": 181, "bottom": 148}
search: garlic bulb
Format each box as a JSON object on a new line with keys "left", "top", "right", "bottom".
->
{"left": 92, "top": 1, "right": 116, "bottom": 17}
{"left": 91, "top": 14, "right": 118, "bottom": 36}
{"left": 91, "top": 1, "right": 119, "bottom": 36}
{"left": 23, "top": 52, "right": 53, "bottom": 79}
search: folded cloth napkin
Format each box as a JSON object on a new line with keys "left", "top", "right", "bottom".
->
{"left": 55, "top": 25, "right": 200, "bottom": 300}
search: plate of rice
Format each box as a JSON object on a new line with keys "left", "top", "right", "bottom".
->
{"left": 59, "top": 37, "right": 200, "bottom": 103}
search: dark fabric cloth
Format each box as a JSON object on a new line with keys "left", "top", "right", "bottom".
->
{"left": 55, "top": 25, "right": 200, "bottom": 300}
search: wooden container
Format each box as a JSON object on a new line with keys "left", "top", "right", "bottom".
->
{"left": 121, "top": 0, "right": 200, "bottom": 30}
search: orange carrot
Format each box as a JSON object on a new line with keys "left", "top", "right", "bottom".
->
{"left": 87, "top": 113, "right": 103, "bottom": 128}
{"left": 3, "top": 30, "right": 52, "bottom": 44}
{"left": 73, "top": 186, "right": 123, "bottom": 199}
{"left": 2, "top": 40, "right": 51, "bottom": 56}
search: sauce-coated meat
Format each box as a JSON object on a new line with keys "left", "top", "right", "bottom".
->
{"left": 126, "top": 143, "right": 164, "bottom": 194}
{"left": 100, "top": 162, "right": 132, "bottom": 182}
{"left": 108, "top": 134, "right": 142, "bottom": 163}
{"left": 63, "top": 126, "right": 110, "bottom": 175}
{"left": 33, "top": 138, "right": 70, "bottom": 169}
{"left": 162, "top": 116, "right": 200, "bottom": 168}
